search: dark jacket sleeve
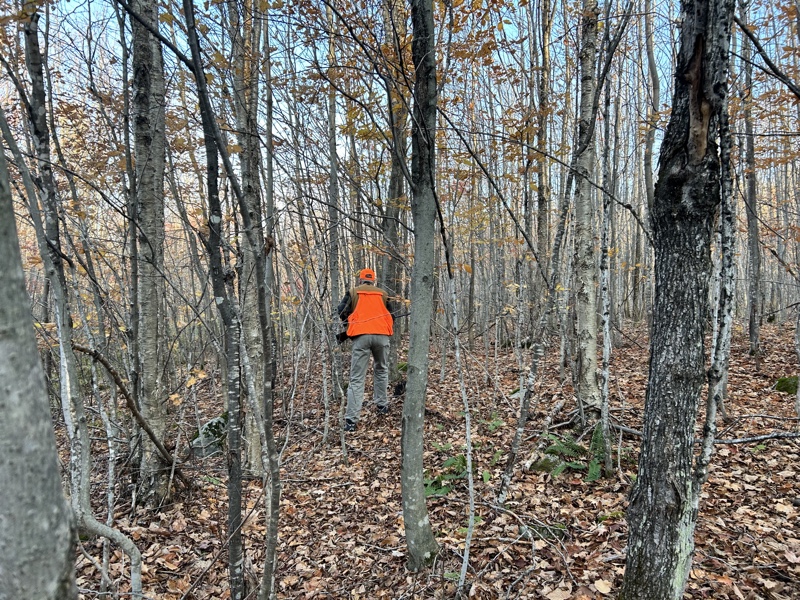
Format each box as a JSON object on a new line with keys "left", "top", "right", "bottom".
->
{"left": 337, "top": 292, "right": 352, "bottom": 321}
{"left": 386, "top": 298, "right": 398, "bottom": 319}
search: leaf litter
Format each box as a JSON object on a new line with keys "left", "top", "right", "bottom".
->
{"left": 72, "top": 324, "right": 799, "bottom": 598}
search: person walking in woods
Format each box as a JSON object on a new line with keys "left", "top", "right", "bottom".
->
{"left": 338, "top": 268, "right": 395, "bottom": 432}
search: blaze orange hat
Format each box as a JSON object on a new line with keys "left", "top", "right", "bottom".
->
{"left": 359, "top": 268, "right": 376, "bottom": 281}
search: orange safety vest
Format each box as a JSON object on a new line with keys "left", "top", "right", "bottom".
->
{"left": 347, "top": 288, "right": 393, "bottom": 337}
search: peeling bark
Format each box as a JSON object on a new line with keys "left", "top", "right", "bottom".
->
{"left": 621, "top": 0, "right": 735, "bottom": 597}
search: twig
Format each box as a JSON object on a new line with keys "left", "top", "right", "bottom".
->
{"left": 505, "top": 565, "right": 537, "bottom": 600}
{"left": 733, "top": 15, "right": 800, "bottom": 100}
{"left": 522, "top": 399, "right": 567, "bottom": 470}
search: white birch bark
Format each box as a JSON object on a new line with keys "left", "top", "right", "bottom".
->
{"left": 573, "top": 0, "right": 602, "bottom": 417}
{"left": 599, "top": 81, "right": 614, "bottom": 474}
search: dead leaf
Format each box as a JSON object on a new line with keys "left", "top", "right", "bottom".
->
{"left": 595, "top": 579, "right": 612, "bottom": 594}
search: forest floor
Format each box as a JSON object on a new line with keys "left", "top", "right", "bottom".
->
{"left": 73, "top": 323, "right": 800, "bottom": 599}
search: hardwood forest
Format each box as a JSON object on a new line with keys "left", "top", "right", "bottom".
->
{"left": 0, "top": 0, "right": 799, "bottom": 598}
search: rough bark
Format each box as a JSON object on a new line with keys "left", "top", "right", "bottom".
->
{"left": 0, "top": 116, "right": 77, "bottom": 600}
{"left": 621, "top": 0, "right": 735, "bottom": 597}
{"left": 698, "top": 99, "right": 735, "bottom": 490}
{"left": 382, "top": 0, "right": 409, "bottom": 382}
{"left": 401, "top": 0, "right": 439, "bottom": 572}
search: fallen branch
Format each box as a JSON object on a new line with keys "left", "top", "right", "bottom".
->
{"left": 611, "top": 422, "right": 642, "bottom": 437}
{"left": 72, "top": 343, "right": 191, "bottom": 490}
{"left": 713, "top": 431, "right": 800, "bottom": 444}
{"left": 609, "top": 424, "right": 799, "bottom": 445}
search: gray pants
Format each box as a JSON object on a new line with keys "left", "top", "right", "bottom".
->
{"left": 345, "top": 334, "right": 390, "bottom": 422}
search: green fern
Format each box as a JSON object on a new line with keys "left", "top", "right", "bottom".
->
{"left": 538, "top": 432, "right": 606, "bottom": 482}
{"left": 589, "top": 423, "right": 605, "bottom": 461}
{"left": 544, "top": 434, "right": 587, "bottom": 459}
{"left": 586, "top": 423, "right": 607, "bottom": 482}
{"left": 586, "top": 459, "right": 602, "bottom": 482}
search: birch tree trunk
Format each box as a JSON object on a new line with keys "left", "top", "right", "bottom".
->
{"left": 132, "top": 0, "right": 169, "bottom": 505}
{"left": 0, "top": 120, "right": 77, "bottom": 600}
{"left": 621, "top": 0, "right": 735, "bottom": 596}
{"left": 573, "top": 0, "right": 602, "bottom": 418}
{"left": 599, "top": 81, "right": 614, "bottom": 474}
{"left": 698, "top": 81, "right": 735, "bottom": 495}
{"left": 401, "top": 0, "right": 439, "bottom": 572}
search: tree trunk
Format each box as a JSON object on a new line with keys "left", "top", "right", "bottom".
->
{"left": 326, "top": 5, "right": 346, "bottom": 437}
{"left": 228, "top": 0, "right": 265, "bottom": 478}
{"left": 132, "top": 0, "right": 169, "bottom": 505}
{"left": 401, "top": 0, "right": 439, "bottom": 572}
{"left": 183, "top": 1, "right": 245, "bottom": 595}
{"left": 599, "top": 80, "right": 614, "bottom": 474}
{"left": 621, "top": 0, "right": 735, "bottom": 597}
{"left": 382, "top": 0, "right": 410, "bottom": 383}
{"left": 0, "top": 118, "right": 77, "bottom": 600}
{"left": 16, "top": 14, "right": 144, "bottom": 593}
{"left": 643, "top": 0, "right": 660, "bottom": 218}
{"left": 573, "top": 0, "right": 601, "bottom": 418}
{"left": 535, "top": 0, "right": 552, "bottom": 280}
{"left": 740, "top": 1, "right": 761, "bottom": 364}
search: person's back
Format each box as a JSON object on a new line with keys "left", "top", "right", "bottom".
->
{"left": 346, "top": 284, "right": 393, "bottom": 337}
{"left": 338, "top": 269, "right": 394, "bottom": 432}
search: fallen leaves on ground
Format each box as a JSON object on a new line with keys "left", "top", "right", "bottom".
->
{"left": 71, "top": 324, "right": 799, "bottom": 599}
